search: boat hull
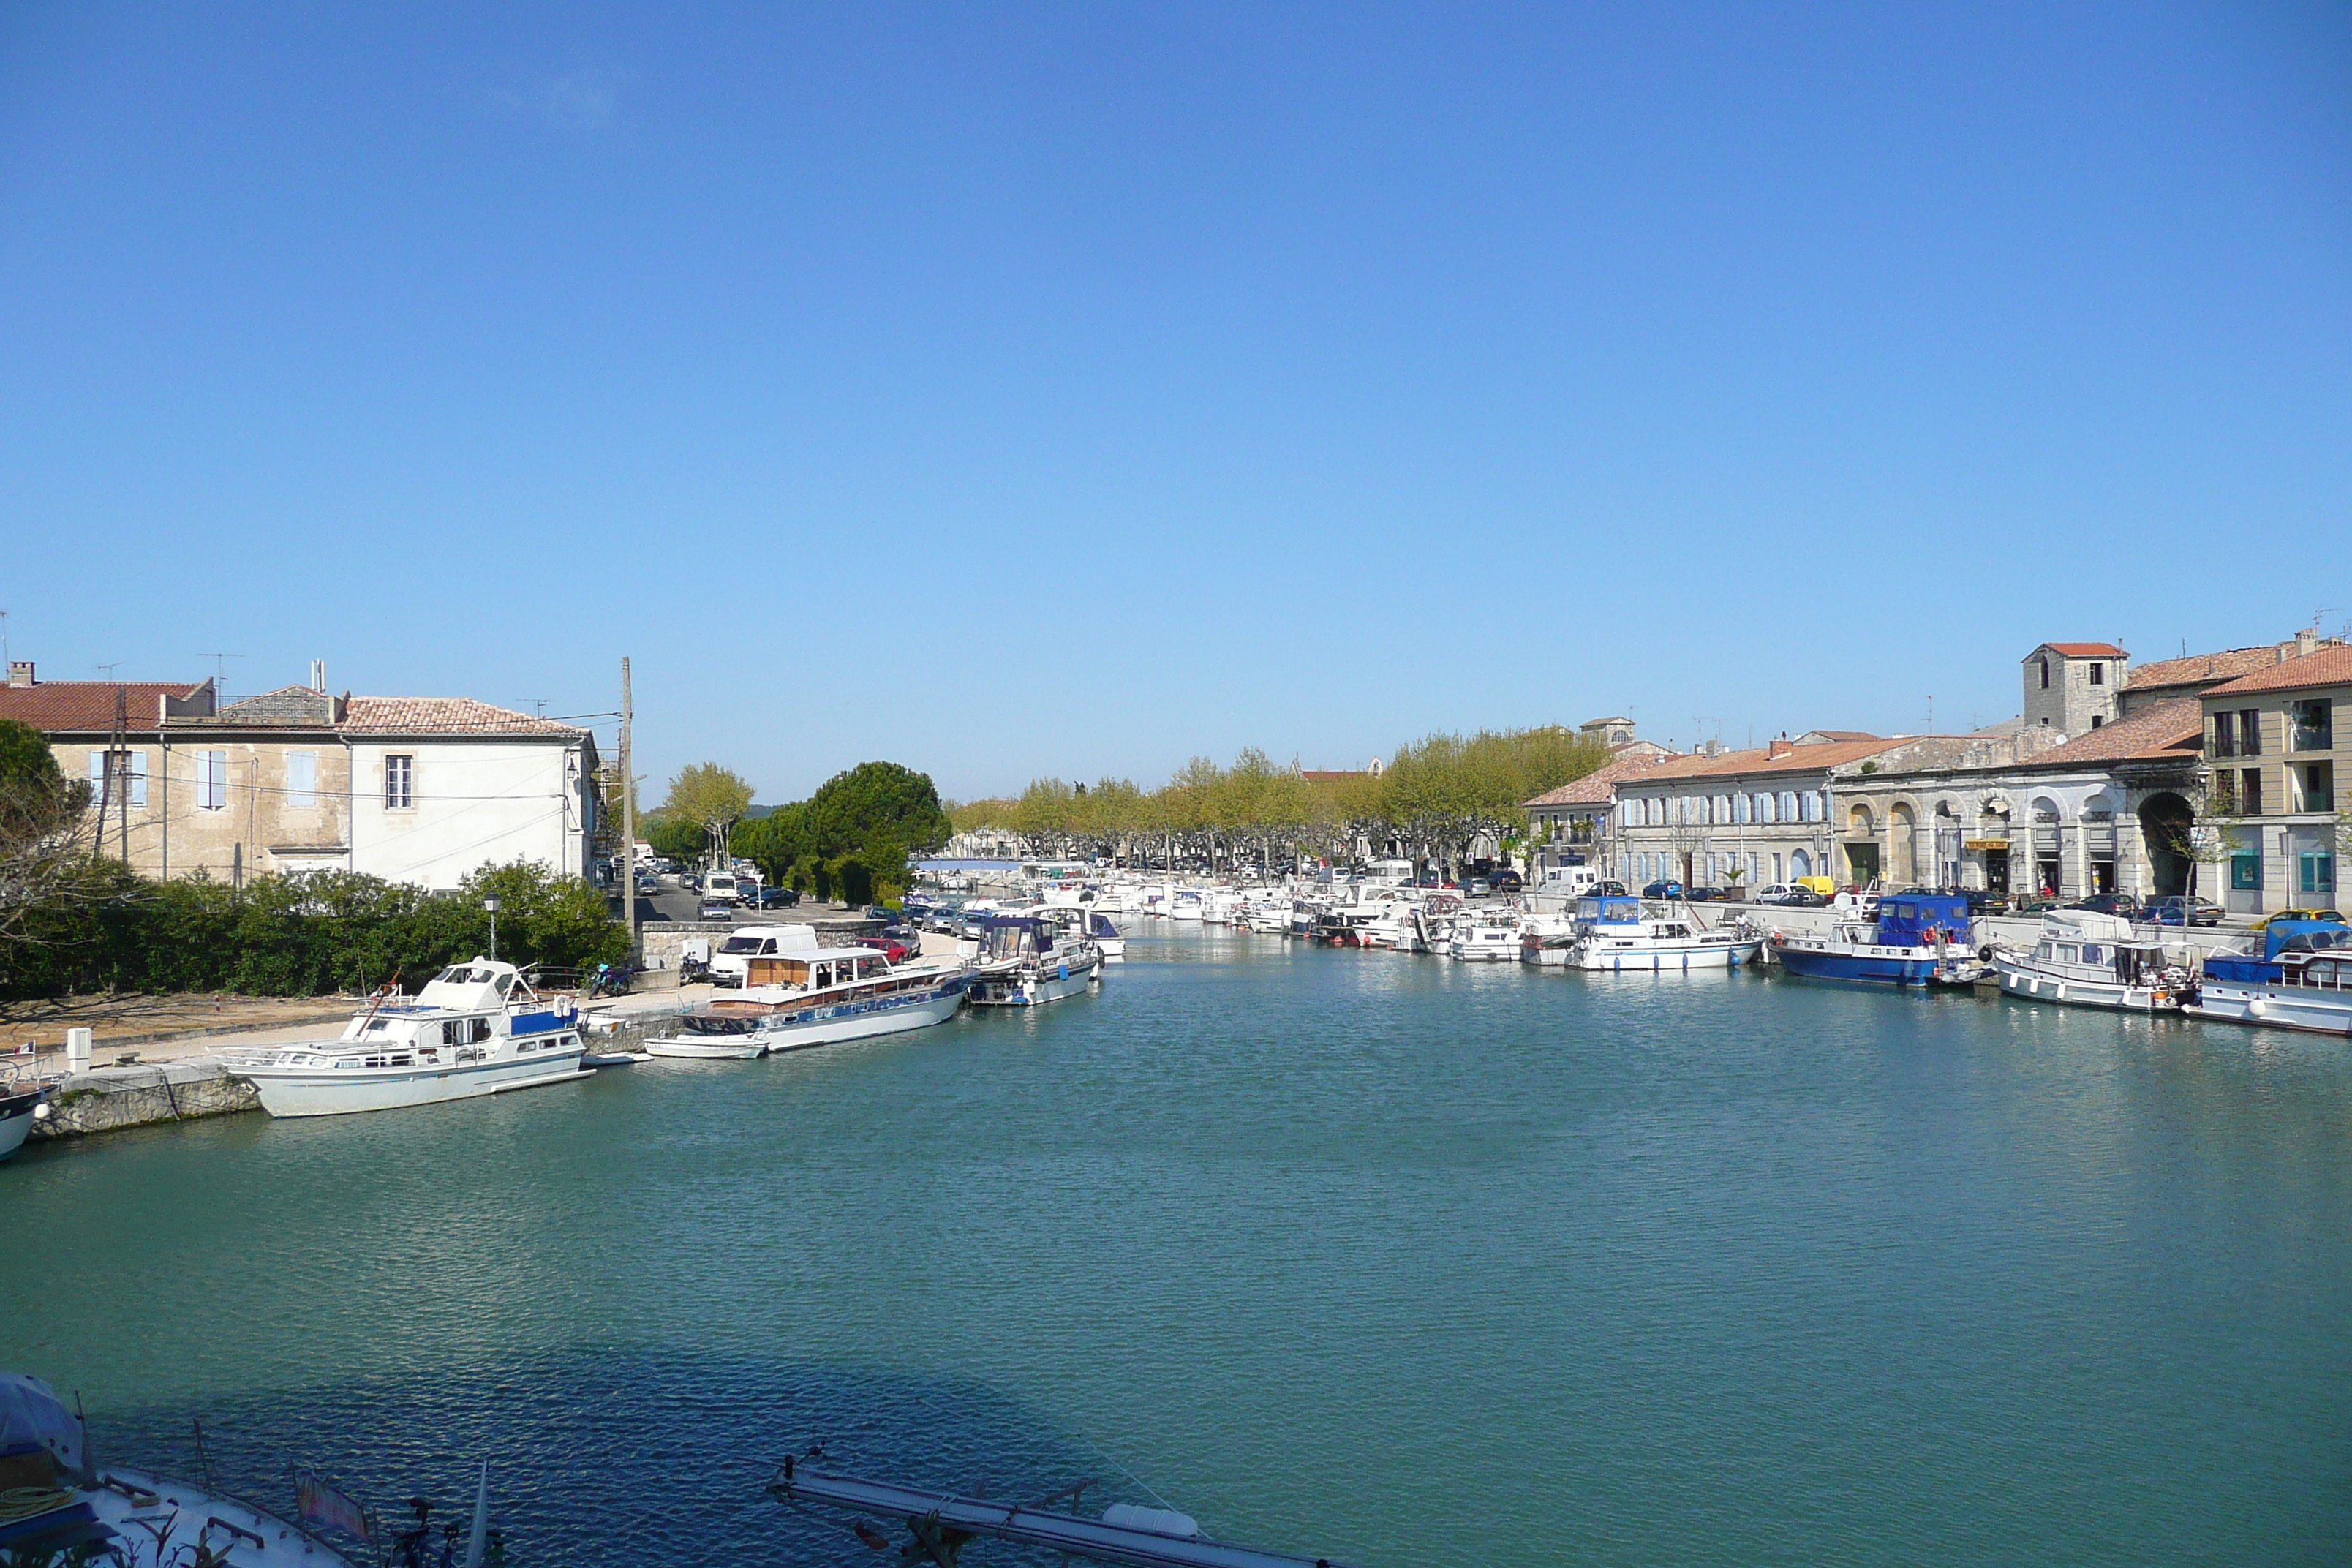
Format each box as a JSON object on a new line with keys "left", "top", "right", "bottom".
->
{"left": 0, "top": 1090, "right": 41, "bottom": 1158}
{"left": 1993, "top": 952, "right": 2178, "bottom": 1011}
{"left": 2187, "top": 982, "right": 2352, "bottom": 1036}
{"left": 968, "top": 954, "right": 1101, "bottom": 1006}
{"left": 238, "top": 1041, "right": 591, "bottom": 1117}
{"left": 755, "top": 984, "right": 970, "bottom": 1047}
{"left": 644, "top": 1036, "right": 769, "bottom": 1060}
{"left": 1574, "top": 939, "right": 1760, "bottom": 972}
{"left": 1771, "top": 941, "right": 1934, "bottom": 986}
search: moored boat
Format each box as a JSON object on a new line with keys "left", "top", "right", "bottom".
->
{"left": 647, "top": 947, "right": 973, "bottom": 1055}
{"left": 0, "top": 1079, "right": 49, "bottom": 1161}
{"left": 1567, "top": 894, "right": 1762, "bottom": 971}
{"left": 1992, "top": 910, "right": 2195, "bottom": 1011}
{"left": 2187, "top": 919, "right": 2352, "bottom": 1035}
{"left": 215, "top": 959, "right": 589, "bottom": 1117}
{"left": 968, "top": 912, "right": 1104, "bottom": 1006}
{"left": 1769, "top": 892, "right": 1970, "bottom": 987}
{"left": 1448, "top": 905, "right": 1525, "bottom": 961}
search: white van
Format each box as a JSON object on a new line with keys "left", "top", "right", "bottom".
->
{"left": 710, "top": 924, "right": 819, "bottom": 987}
{"left": 704, "top": 870, "right": 740, "bottom": 905}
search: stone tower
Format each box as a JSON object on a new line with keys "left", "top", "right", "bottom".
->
{"left": 2022, "top": 642, "right": 2127, "bottom": 738}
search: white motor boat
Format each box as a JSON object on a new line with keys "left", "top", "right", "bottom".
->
{"left": 968, "top": 911, "right": 1104, "bottom": 1006}
{"left": 1, "top": 1373, "right": 361, "bottom": 1567}
{"left": 1570, "top": 895, "right": 1762, "bottom": 972}
{"left": 1518, "top": 911, "right": 1580, "bottom": 966}
{"left": 1082, "top": 910, "right": 1126, "bottom": 962}
{"left": 1992, "top": 911, "right": 2194, "bottom": 1011}
{"left": 647, "top": 947, "right": 973, "bottom": 1056}
{"left": 216, "top": 959, "right": 589, "bottom": 1117}
{"left": 0, "top": 1077, "right": 49, "bottom": 1160}
{"left": 1169, "top": 889, "right": 1205, "bottom": 922}
{"left": 1449, "top": 906, "right": 1525, "bottom": 961}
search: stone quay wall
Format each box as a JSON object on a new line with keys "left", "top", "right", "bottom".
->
{"left": 32, "top": 1060, "right": 260, "bottom": 1142}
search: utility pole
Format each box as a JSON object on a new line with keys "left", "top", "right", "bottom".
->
{"left": 158, "top": 694, "right": 170, "bottom": 881}
{"left": 620, "top": 656, "right": 636, "bottom": 959}
{"left": 112, "top": 685, "right": 130, "bottom": 864}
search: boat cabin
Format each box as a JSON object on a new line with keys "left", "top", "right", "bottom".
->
{"left": 742, "top": 947, "right": 897, "bottom": 991}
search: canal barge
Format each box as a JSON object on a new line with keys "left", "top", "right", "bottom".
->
{"left": 645, "top": 947, "right": 974, "bottom": 1057}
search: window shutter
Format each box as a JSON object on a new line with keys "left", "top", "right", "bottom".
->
{"left": 130, "top": 751, "right": 148, "bottom": 807}
{"left": 89, "top": 751, "right": 105, "bottom": 793}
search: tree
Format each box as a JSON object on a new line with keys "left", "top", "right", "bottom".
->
{"left": 0, "top": 717, "right": 96, "bottom": 949}
{"left": 658, "top": 763, "right": 755, "bottom": 863}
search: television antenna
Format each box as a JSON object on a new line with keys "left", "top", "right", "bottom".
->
{"left": 196, "top": 652, "right": 246, "bottom": 688}
{"left": 94, "top": 661, "right": 121, "bottom": 679}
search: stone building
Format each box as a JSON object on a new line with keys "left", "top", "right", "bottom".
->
{"left": 4, "top": 662, "right": 600, "bottom": 889}
{"left": 2195, "top": 639, "right": 2348, "bottom": 914}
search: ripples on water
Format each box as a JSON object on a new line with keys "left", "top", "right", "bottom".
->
{"left": 9, "top": 927, "right": 2351, "bottom": 1566}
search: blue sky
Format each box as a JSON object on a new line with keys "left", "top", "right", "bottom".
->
{"left": 3, "top": 4, "right": 2348, "bottom": 804}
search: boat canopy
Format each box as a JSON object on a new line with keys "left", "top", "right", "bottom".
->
{"left": 2261, "top": 920, "right": 2352, "bottom": 960}
{"left": 0, "top": 1375, "right": 83, "bottom": 1474}
{"left": 1575, "top": 894, "right": 1642, "bottom": 924}
{"left": 2042, "top": 908, "right": 2138, "bottom": 944}
{"left": 1876, "top": 894, "right": 1971, "bottom": 944}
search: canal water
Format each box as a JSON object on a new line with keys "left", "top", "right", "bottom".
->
{"left": 7, "top": 925, "right": 2349, "bottom": 1566}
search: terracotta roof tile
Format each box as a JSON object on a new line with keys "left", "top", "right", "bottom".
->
{"left": 339, "top": 697, "right": 583, "bottom": 736}
{"left": 1523, "top": 750, "right": 1669, "bottom": 807}
{"left": 0, "top": 680, "right": 208, "bottom": 732}
{"left": 2022, "top": 698, "right": 2204, "bottom": 766}
{"left": 1625, "top": 735, "right": 1915, "bottom": 783}
{"left": 2038, "top": 642, "right": 2126, "bottom": 657}
{"left": 2199, "top": 642, "right": 2352, "bottom": 698}
{"left": 2123, "top": 645, "right": 2290, "bottom": 691}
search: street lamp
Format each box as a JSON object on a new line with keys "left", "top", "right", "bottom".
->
{"left": 483, "top": 895, "right": 502, "bottom": 962}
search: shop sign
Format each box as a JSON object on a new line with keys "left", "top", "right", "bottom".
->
{"left": 1964, "top": 837, "right": 2010, "bottom": 851}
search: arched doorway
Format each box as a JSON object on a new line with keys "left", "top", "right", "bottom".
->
{"left": 1845, "top": 804, "right": 1878, "bottom": 885}
{"left": 1890, "top": 802, "right": 1918, "bottom": 883}
{"left": 2138, "top": 792, "right": 2195, "bottom": 898}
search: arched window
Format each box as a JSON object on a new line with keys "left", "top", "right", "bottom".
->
{"left": 1735, "top": 793, "right": 1751, "bottom": 824}
{"left": 1756, "top": 792, "right": 1774, "bottom": 823}
{"left": 1792, "top": 849, "right": 1812, "bottom": 878}
{"left": 2039, "top": 657, "right": 2051, "bottom": 690}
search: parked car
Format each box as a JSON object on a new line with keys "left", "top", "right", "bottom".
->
{"left": 2013, "top": 896, "right": 2062, "bottom": 915}
{"left": 1640, "top": 880, "right": 1685, "bottom": 900}
{"left": 924, "top": 905, "right": 964, "bottom": 932}
{"left": 751, "top": 885, "right": 800, "bottom": 909}
{"left": 1586, "top": 880, "right": 1628, "bottom": 897}
{"left": 1464, "top": 878, "right": 1490, "bottom": 896}
{"left": 1753, "top": 883, "right": 1801, "bottom": 905}
{"left": 634, "top": 872, "right": 660, "bottom": 896}
{"left": 2250, "top": 908, "right": 2345, "bottom": 932}
{"left": 2062, "top": 892, "right": 2141, "bottom": 917}
{"left": 855, "top": 935, "right": 913, "bottom": 965}
{"left": 696, "top": 894, "right": 734, "bottom": 921}
{"left": 1489, "top": 870, "right": 1523, "bottom": 892}
{"left": 1961, "top": 889, "right": 2008, "bottom": 916}
{"left": 2145, "top": 894, "right": 2224, "bottom": 927}
{"left": 1683, "top": 886, "right": 1727, "bottom": 902}
{"left": 1781, "top": 887, "right": 1830, "bottom": 908}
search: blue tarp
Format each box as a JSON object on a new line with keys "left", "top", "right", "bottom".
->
{"left": 1876, "top": 893, "right": 1971, "bottom": 946}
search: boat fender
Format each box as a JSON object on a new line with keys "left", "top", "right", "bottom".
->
{"left": 1977, "top": 945, "right": 1994, "bottom": 962}
{"left": 2247, "top": 998, "right": 2267, "bottom": 1019}
{"left": 852, "top": 1520, "right": 890, "bottom": 1550}
{"left": 1103, "top": 1505, "right": 1200, "bottom": 1539}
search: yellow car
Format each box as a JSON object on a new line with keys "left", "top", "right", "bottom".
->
{"left": 1794, "top": 875, "right": 1837, "bottom": 899}
{"left": 2248, "top": 908, "right": 2345, "bottom": 932}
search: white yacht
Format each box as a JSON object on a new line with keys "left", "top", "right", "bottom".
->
{"left": 216, "top": 959, "right": 589, "bottom": 1117}
{"left": 1993, "top": 911, "right": 2195, "bottom": 1011}
{"left": 1080, "top": 909, "right": 1126, "bottom": 962}
{"left": 646, "top": 947, "right": 973, "bottom": 1057}
{"left": 0, "top": 1075, "right": 48, "bottom": 1161}
{"left": 1169, "top": 889, "right": 1206, "bottom": 922}
{"left": 1569, "top": 895, "right": 1762, "bottom": 972}
{"left": 968, "top": 911, "right": 1105, "bottom": 1006}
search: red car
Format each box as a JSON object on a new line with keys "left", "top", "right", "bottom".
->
{"left": 855, "top": 935, "right": 912, "bottom": 965}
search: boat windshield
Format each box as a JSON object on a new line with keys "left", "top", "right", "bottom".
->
{"left": 679, "top": 1015, "right": 761, "bottom": 1036}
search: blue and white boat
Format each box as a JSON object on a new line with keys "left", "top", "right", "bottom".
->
{"left": 968, "top": 911, "right": 1104, "bottom": 1006}
{"left": 1769, "top": 892, "right": 1972, "bottom": 987}
{"left": 2187, "top": 919, "right": 2352, "bottom": 1036}
{"left": 1560, "top": 894, "right": 1763, "bottom": 972}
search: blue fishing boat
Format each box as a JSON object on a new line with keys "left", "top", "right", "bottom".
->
{"left": 1768, "top": 892, "right": 1972, "bottom": 987}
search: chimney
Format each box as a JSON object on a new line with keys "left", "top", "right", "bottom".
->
{"left": 2297, "top": 627, "right": 2320, "bottom": 657}
{"left": 310, "top": 658, "right": 327, "bottom": 693}
{"left": 1766, "top": 735, "right": 1795, "bottom": 760}
{"left": 5, "top": 660, "right": 31, "bottom": 688}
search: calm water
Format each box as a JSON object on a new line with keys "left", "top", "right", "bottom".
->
{"left": 7, "top": 926, "right": 2350, "bottom": 1566}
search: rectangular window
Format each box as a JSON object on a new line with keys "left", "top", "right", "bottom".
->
{"left": 2239, "top": 709, "right": 2262, "bottom": 756}
{"left": 285, "top": 750, "right": 317, "bottom": 810}
{"left": 88, "top": 750, "right": 143, "bottom": 807}
{"left": 197, "top": 750, "right": 228, "bottom": 810}
{"left": 2241, "top": 768, "right": 2264, "bottom": 815}
{"left": 2303, "top": 761, "right": 2334, "bottom": 814}
{"left": 385, "top": 754, "right": 414, "bottom": 810}
{"left": 2300, "top": 851, "right": 2335, "bottom": 895}
{"left": 2089, "top": 663, "right": 2104, "bottom": 685}
{"left": 2290, "top": 698, "right": 2333, "bottom": 752}
{"left": 2089, "top": 715, "right": 2103, "bottom": 730}
{"left": 2230, "top": 851, "right": 2262, "bottom": 892}
{"left": 2212, "top": 713, "right": 2236, "bottom": 758}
